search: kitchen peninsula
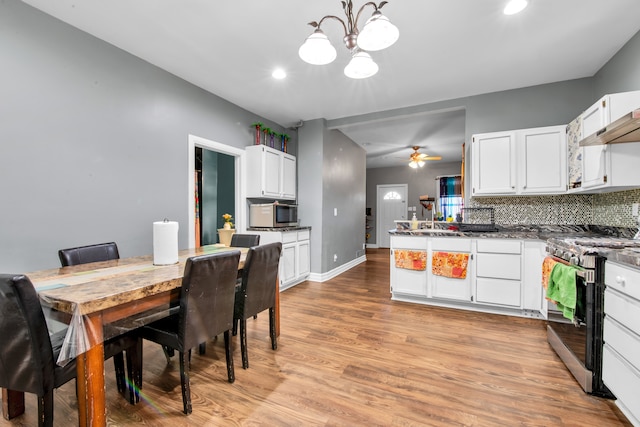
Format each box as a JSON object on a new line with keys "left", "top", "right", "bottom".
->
{"left": 389, "top": 223, "right": 640, "bottom": 319}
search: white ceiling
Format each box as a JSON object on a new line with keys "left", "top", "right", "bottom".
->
{"left": 21, "top": 0, "right": 640, "bottom": 168}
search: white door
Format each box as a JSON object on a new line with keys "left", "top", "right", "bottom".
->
{"left": 377, "top": 184, "right": 407, "bottom": 248}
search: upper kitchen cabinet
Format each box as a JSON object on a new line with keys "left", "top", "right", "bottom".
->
{"left": 569, "top": 90, "right": 640, "bottom": 192}
{"left": 472, "top": 125, "right": 566, "bottom": 196}
{"left": 245, "top": 145, "right": 296, "bottom": 200}
{"left": 471, "top": 131, "right": 517, "bottom": 195}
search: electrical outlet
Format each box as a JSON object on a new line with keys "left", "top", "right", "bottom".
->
{"left": 633, "top": 203, "right": 639, "bottom": 217}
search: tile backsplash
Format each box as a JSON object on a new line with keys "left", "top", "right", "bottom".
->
{"left": 469, "top": 188, "right": 640, "bottom": 227}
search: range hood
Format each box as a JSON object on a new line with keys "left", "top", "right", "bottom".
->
{"left": 580, "top": 108, "right": 640, "bottom": 146}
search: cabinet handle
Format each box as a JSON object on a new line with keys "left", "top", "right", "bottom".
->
{"left": 615, "top": 275, "right": 626, "bottom": 287}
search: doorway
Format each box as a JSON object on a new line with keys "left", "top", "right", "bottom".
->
{"left": 376, "top": 184, "right": 407, "bottom": 248}
{"left": 188, "top": 134, "right": 245, "bottom": 248}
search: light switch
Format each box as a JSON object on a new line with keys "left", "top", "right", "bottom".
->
{"left": 334, "top": 208, "right": 338, "bottom": 216}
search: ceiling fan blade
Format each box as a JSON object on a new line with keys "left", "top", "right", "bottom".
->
{"left": 421, "top": 156, "right": 442, "bottom": 160}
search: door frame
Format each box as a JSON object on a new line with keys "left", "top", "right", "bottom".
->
{"left": 376, "top": 183, "right": 408, "bottom": 248}
{"left": 187, "top": 134, "right": 245, "bottom": 248}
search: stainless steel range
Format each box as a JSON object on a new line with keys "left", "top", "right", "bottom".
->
{"left": 544, "top": 236, "right": 640, "bottom": 397}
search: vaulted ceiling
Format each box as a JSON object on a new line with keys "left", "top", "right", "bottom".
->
{"left": 21, "top": 0, "right": 640, "bottom": 167}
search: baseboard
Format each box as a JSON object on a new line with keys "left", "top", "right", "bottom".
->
{"left": 366, "top": 243, "right": 379, "bottom": 249}
{"left": 307, "top": 255, "right": 367, "bottom": 283}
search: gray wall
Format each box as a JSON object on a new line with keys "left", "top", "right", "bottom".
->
{"left": 297, "top": 122, "right": 366, "bottom": 273}
{"left": 366, "top": 162, "right": 462, "bottom": 245}
{"left": 0, "top": 1, "right": 288, "bottom": 271}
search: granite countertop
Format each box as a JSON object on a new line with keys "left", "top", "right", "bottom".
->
{"left": 247, "top": 226, "right": 311, "bottom": 232}
{"left": 390, "top": 223, "right": 640, "bottom": 269}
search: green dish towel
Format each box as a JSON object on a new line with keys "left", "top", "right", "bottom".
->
{"left": 546, "top": 263, "right": 577, "bottom": 321}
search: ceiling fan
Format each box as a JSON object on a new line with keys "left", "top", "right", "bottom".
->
{"left": 409, "top": 146, "right": 441, "bottom": 168}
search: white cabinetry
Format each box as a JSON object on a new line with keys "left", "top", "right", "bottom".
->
{"left": 472, "top": 125, "right": 566, "bottom": 196}
{"left": 390, "top": 236, "right": 428, "bottom": 296}
{"left": 578, "top": 90, "right": 640, "bottom": 192}
{"left": 246, "top": 145, "right": 296, "bottom": 200}
{"left": 522, "top": 241, "right": 547, "bottom": 315}
{"left": 471, "top": 131, "right": 516, "bottom": 195}
{"left": 474, "top": 239, "right": 521, "bottom": 307}
{"left": 251, "top": 229, "right": 310, "bottom": 290}
{"left": 603, "top": 262, "right": 640, "bottom": 427}
{"left": 430, "top": 238, "right": 473, "bottom": 301}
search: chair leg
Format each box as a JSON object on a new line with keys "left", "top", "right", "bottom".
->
{"left": 232, "top": 318, "right": 238, "bottom": 336}
{"left": 223, "top": 330, "right": 235, "bottom": 383}
{"left": 37, "top": 390, "right": 54, "bottom": 427}
{"left": 269, "top": 307, "right": 277, "bottom": 350}
{"left": 240, "top": 318, "right": 249, "bottom": 369}
{"left": 179, "top": 351, "right": 192, "bottom": 415}
{"left": 162, "top": 345, "right": 174, "bottom": 363}
{"left": 126, "top": 339, "right": 143, "bottom": 404}
{"left": 113, "top": 353, "right": 126, "bottom": 395}
{"left": 198, "top": 342, "right": 206, "bottom": 355}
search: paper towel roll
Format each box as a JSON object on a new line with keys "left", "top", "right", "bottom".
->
{"left": 153, "top": 220, "right": 179, "bottom": 265}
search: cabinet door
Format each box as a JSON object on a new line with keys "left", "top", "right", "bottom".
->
{"left": 390, "top": 248, "right": 427, "bottom": 296}
{"left": 297, "top": 239, "right": 310, "bottom": 279}
{"left": 522, "top": 241, "right": 546, "bottom": 315}
{"left": 281, "top": 243, "right": 297, "bottom": 287}
{"left": 519, "top": 126, "right": 566, "bottom": 194}
{"left": 581, "top": 98, "right": 609, "bottom": 189}
{"left": 472, "top": 131, "right": 517, "bottom": 195}
{"left": 263, "top": 149, "right": 282, "bottom": 197}
{"left": 281, "top": 154, "right": 296, "bottom": 200}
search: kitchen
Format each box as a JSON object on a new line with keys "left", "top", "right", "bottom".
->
{"left": 2, "top": 0, "right": 640, "bottom": 425}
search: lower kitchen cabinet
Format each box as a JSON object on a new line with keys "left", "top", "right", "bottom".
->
{"left": 430, "top": 238, "right": 473, "bottom": 301}
{"left": 390, "top": 236, "right": 428, "bottom": 296}
{"left": 603, "top": 262, "right": 640, "bottom": 426}
{"left": 474, "top": 239, "right": 521, "bottom": 307}
{"left": 250, "top": 228, "right": 310, "bottom": 291}
{"left": 390, "top": 234, "right": 547, "bottom": 318}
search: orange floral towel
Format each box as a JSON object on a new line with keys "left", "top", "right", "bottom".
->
{"left": 394, "top": 250, "right": 427, "bottom": 271}
{"left": 542, "top": 256, "right": 558, "bottom": 291}
{"left": 432, "top": 252, "right": 469, "bottom": 279}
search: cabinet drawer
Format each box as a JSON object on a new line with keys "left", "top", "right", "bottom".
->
{"left": 391, "top": 236, "right": 427, "bottom": 250}
{"left": 603, "top": 345, "right": 640, "bottom": 424}
{"left": 605, "top": 288, "right": 640, "bottom": 337}
{"left": 604, "top": 316, "right": 640, "bottom": 369}
{"left": 606, "top": 262, "right": 640, "bottom": 301}
{"left": 297, "top": 229, "right": 310, "bottom": 241}
{"left": 431, "top": 238, "right": 472, "bottom": 252}
{"left": 476, "top": 253, "right": 521, "bottom": 280}
{"left": 282, "top": 232, "right": 297, "bottom": 244}
{"left": 476, "top": 277, "right": 521, "bottom": 307}
{"left": 476, "top": 239, "right": 521, "bottom": 254}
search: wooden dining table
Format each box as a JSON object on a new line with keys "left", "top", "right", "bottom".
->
{"left": 2, "top": 244, "right": 279, "bottom": 427}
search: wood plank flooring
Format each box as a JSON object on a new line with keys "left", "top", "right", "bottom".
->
{"left": 1, "top": 249, "right": 631, "bottom": 426}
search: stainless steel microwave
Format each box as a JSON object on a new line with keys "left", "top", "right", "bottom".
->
{"left": 249, "top": 203, "right": 298, "bottom": 228}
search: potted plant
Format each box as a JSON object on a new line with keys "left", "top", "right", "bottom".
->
{"left": 222, "top": 213, "right": 233, "bottom": 230}
{"left": 251, "top": 122, "right": 263, "bottom": 145}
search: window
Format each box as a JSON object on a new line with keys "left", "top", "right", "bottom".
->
{"left": 383, "top": 191, "right": 402, "bottom": 200}
{"left": 437, "top": 176, "right": 463, "bottom": 220}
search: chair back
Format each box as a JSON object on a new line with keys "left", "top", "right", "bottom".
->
{"left": 178, "top": 251, "right": 241, "bottom": 349}
{"left": 0, "top": 274, "right": 55, "bottom": 396}
{"left": 58, "top": 242, "right": 120, "bottom": 267}
{"left": 230, "top": 234, "right": 260, "bottom": 248}
{"left": 238, "top": 242, "right": 282, "bottom": 318}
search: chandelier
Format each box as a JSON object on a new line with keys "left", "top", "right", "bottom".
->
{"left": 298, "top": 1, "right": 399, "bottom": 79}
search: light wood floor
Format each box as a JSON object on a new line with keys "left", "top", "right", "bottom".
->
{"left": 2, "top": 249, "right": 631, "bottom": 426}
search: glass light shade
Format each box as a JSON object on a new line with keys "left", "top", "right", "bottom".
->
{"left": 418, "top": 160, "right": 425, "bottom": 168}
{"left": 357, "top": 12, "right": 399, "bottom": 52}
{"left": 503, "top": 0, "right": 529, "bottom": 15}
{"left": 409, "top": 160, "right": 425, "bottom": 168}
{"left": 298, "top": 29, "right": 337, "bottom": 65}
{"left": 344, "top": 50, "right": 379, "bottom": 79}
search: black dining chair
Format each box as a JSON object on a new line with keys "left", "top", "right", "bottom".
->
{"left": 230, "top": 234, "right": 260, "bottom": 248}
{"left": 233, "top": 242, "right": 282, "bottom": 369}
{"left": 135, "top": 250, "right": 240, "bottom": 414}
{"left": 0, "top": 274, "right": 138, "bottom": 427}
{"left": 58, "top": 242, "right": 142, "bottom": 403}
{"left": 196, "top": 233, "right": 261, "bottom": 356}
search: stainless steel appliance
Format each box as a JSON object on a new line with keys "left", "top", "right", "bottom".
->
{"left": 249, "top": 203, "right": 298, "bottom": 228}
{"left": 544, "top": 236, "right": 640, "bottom": 397}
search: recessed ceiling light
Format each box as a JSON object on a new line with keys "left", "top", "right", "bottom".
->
{"left": 503, "top": 0, "right": 529, "bottom": 15}
{"left": 272, "top": 68, "right": 287, "bottom": 79}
